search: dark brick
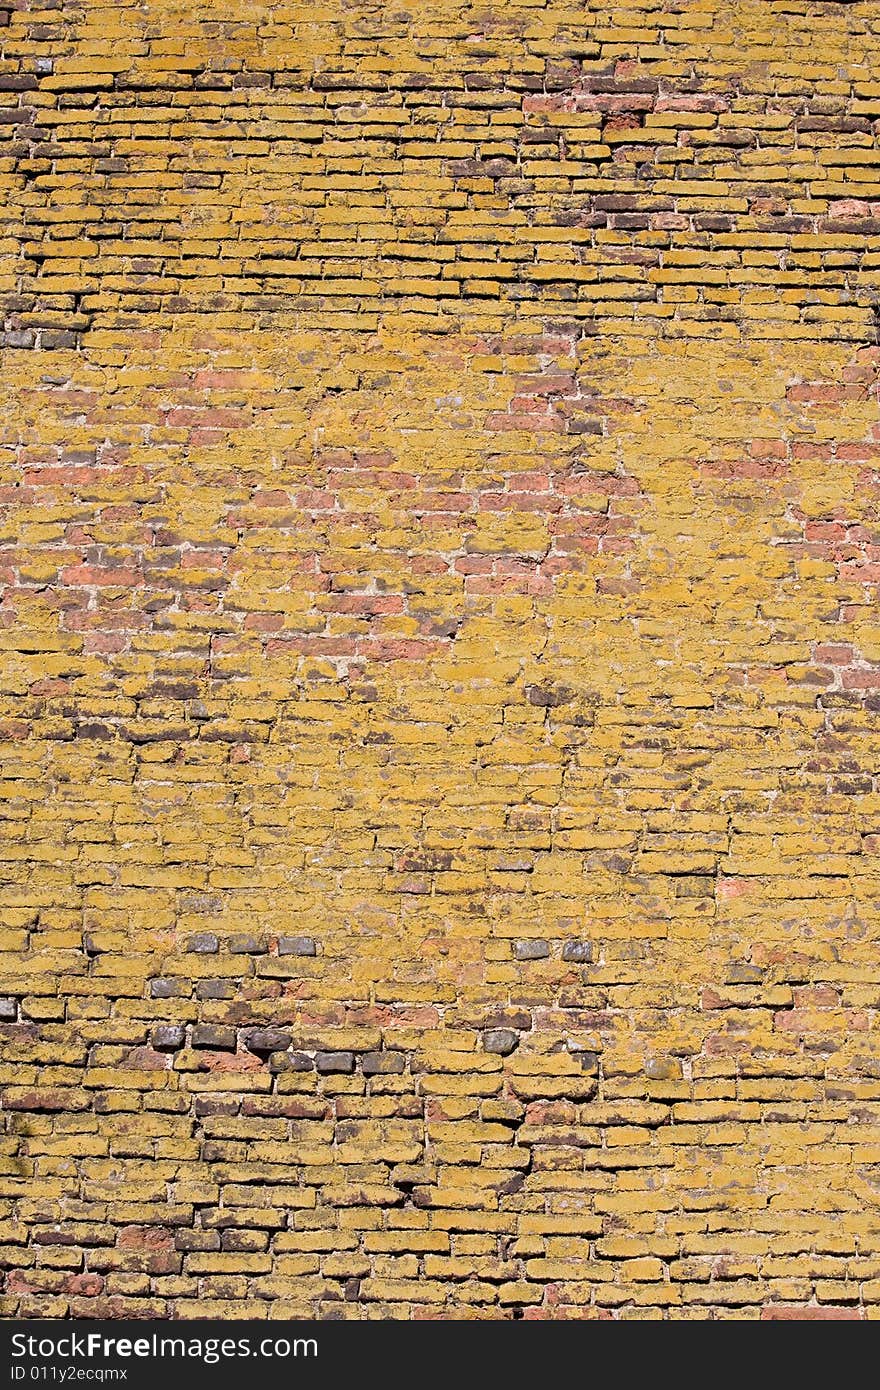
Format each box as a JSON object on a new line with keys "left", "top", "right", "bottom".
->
{"left": 316, "top": 1051, "right": 354, "bottom": 1074}
{"left": 196, "top": 981, "right": 235, "bottom": 1000}
{"left": 3, "top": 331, "right": 35, "bottom": 349}
{"left": 175, "top": 1231, "right": 220, "bottom": 1252}
{"left": 361, "top": 1051, "right": 407, "bottom": 1075}
{"left": 191, "top": 1025, "right": 237, "bottom": 1051}
{"left": 151, "top": 1025, "right": 185, "bottom": 1052}
{"left": 269, "top": 1051, "right": 314, "bottom": 1073}
{"left": 483, "top": 1029, "right": 519, "bottom": 1055}
{"left": 278, "top": 936, "right": 317, "bottom": 956}
{"left": 576, "top": 1051, "right": 600, "bottom": 1073}
{"left": 562, "top": 941, "right": 593, "bottom": 963}
{"left": 41, "top": 330, "right": 78, "bottom": 349}
{"left": 245, "top": 1028, "right": 292, "bottom": 1056}
{"left": 514, "top": 940, "right": 549, "bottom": 960}
{"left": 228, "top": 934, "right": 266, "bottom": 954}
{"left": 150, "top": 978, "right": 189, "bottom": 999}
{"left": 187, "top": 933, "right": 218, "bottom": 954}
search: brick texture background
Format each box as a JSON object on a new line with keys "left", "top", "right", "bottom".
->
{"left": 2, "top": 0, "right": 880, "bottom": 1320}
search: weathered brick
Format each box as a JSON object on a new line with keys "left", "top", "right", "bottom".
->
{"left": 245, "top": 1029, "right": 292, "bottom": 1057}
{"left": 514, "top": 941, "right": 550, "bottom": 961}
{"left": 561, "top": 942, "right": 593, "bottom": 964}
{"left": 268, "top": 1052, "right": 314, "bottom": 1074}
{"left": 191, "top": 1027, "right": 237, "bottom": 1052}
{"left": 316, "top": 1053, "right": 355, "bottom": 1075}
{"left": 361, "top": 1053, "right": 407, "bottom": 1076}
{"left": 278, "top": 937, "right": 317, "bottom": 957}
{"left": 483, "top": 1030, "right": 520, "bottom": 1056}
{"left": 228, "top": 936, "right": 267, "bottom": 955}
{"left": 186, "top": 935, "right": 219, "bottom": 955}
{"left": 150, "top": 980, "right": 189, "bottom": 1000}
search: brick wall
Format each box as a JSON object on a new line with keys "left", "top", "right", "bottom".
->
{"left": 1, "top": 0, "right": 880, "bottom": 1319}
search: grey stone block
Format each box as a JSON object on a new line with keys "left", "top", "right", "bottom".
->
{"left": 228, "top": 934, "right": 267, "bottom": 954}
{"left": 562, "top": 941, "right": 593, "bottom": 963}
{"left": 151, "top": 1025, "right": 185, "bottom": 1052}
{"left": 269, "top": 1051, "right": 314, "bottom": 1073}
{"left": 191, "top": 1025, "right": 236, "bottom": 1051}
{"left": 316, "top": 1051, "right": 354, "bottom": 1074}
{"left": 361, "top": 1051, "right": 407, "bottom": 1075}
{"left": 278, "top": 936, "right": 317, "bottom": 956}
{"left": 514, "top": 940, "right": 549, "bottom": 960}
{"left": 187, "top": 933, "right": 219, "bottom": 954}
{"left": 245, "top": 1028, "right": 292, "bottom": 1056}
{"left": 150, "top": 978, "right": 189, "bottom": 999}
